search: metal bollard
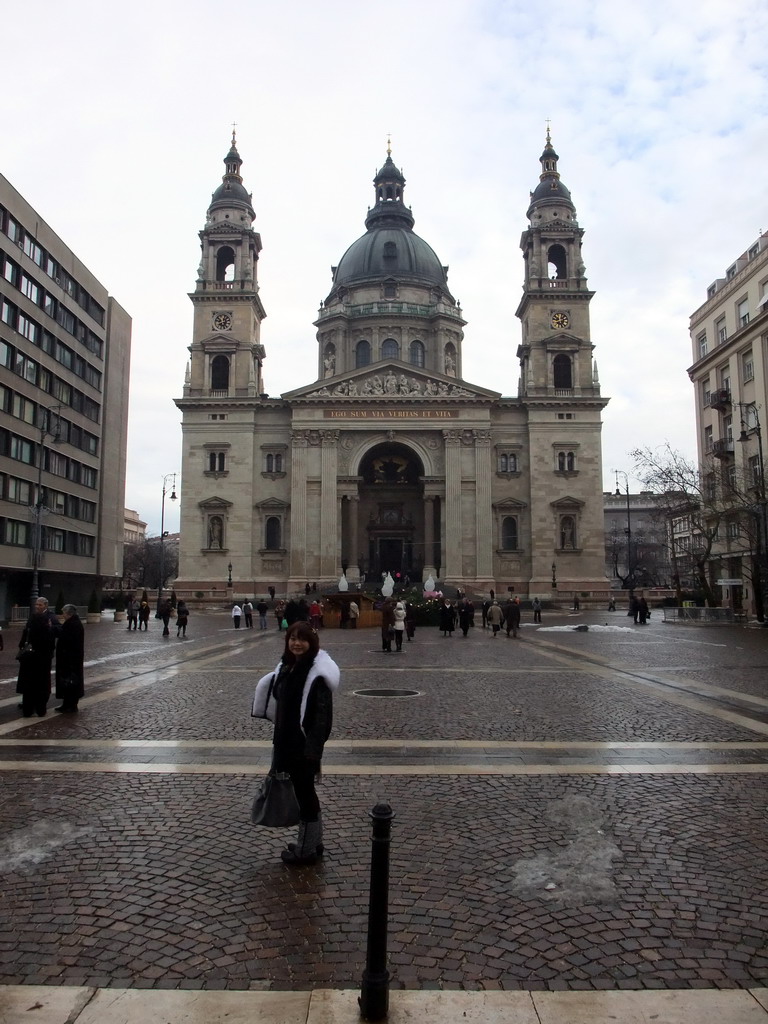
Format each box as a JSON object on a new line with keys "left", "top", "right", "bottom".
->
{"left": 359, "top": 802, "right": 395, "bottom": 1022}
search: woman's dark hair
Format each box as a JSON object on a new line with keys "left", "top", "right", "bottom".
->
{"left": 283, "top": 620, "right": 320, "bottom": 661}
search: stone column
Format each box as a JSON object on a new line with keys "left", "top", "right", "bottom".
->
{"left": 475, "top": 430, "right": 493, "bottom": 580}
{"left": 422, "top": 495, "right": 436, "bottom": 580}
{"left": 443, "top": 430, "right": 463, "bottom": 580}
{"left": 320, "top": 431, "right": 339, "bottom": 581}
{"left": 348, "top": 494, "right": 360, "bottom": 581}
{"left": 289, "top": 431, "right": 308, "bottom": 582}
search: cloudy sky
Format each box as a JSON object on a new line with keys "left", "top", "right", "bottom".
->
{"left": 4, "top": 0, "right": 767, "bottom": 533}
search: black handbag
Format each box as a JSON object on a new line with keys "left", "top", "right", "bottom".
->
{"left": 15, "top": 642, "right": 34, "bottom": 662}
{"left": 250, "top": 772, "right": 300, "bottom": 827}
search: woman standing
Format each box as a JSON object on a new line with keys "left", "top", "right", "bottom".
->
{"left": 54, "top": 605, "right": 85, "bottom": 713}
{"left": 252, "top": 622, "right": 341, "bottom": 865}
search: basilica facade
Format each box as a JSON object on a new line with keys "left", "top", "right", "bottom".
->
{"left": 174, "top": 134, "right": 610, "bottom": 599}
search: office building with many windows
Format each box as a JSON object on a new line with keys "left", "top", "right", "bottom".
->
{"left": 0, "top": 173, "right": 131, "bottom": 617}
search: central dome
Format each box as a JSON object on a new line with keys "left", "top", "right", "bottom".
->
{"left": 326, "top": 153, "right": 453, "bottom": 301}
{"left": 333, "top": 227, "right": 449, "bottom": 290}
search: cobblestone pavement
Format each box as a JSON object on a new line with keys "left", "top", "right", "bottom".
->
{"left": 1, "top": 611, "right": 768, "bottom": 993}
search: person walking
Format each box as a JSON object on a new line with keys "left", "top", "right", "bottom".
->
{"left": 176, "top": 600, "right": 189, "bottom": 637}
{"left": 629, "top": 595, "right": 639, "bottom": 624}
{"left": 438, "top": 599, "right": 457, "bottom": 637}
{"left": 349, "top": 600, "right": 359, "bottom": 629}
{"left": 252, "top": 622, "right": 341, "bottom": 866}
{"left": 506, "top": 596, "right": 522, "bottom": 638}
{"left": 309, "top": 599, "right": 322, "bottom": 630}
{"left": 481, "top": 600, "right": 491, "bottom": 629}
{"left": 158, "top": 598, "right": 171, "bottom": 637}
{"left": 404, "top": 601, "right": 416, "bottom": 641}
{"left": 138, "top": 598, "right": 151, "bottom": 631}
{"left": 243, "top": 600, "right": 254, "bottom": 629}
{"left": 458, "top": 598, "right": 475, "bottom": 637}
{"left": 232, "top": 603, "right": 242, "bottom": 629}
{"left": 256, "top": 599, "right": 269, "bottom": 629}
{"left": 381, "top": 598, "right": 395, "bottom": 652}
{"left": 16, "top": 597, "right": 58, "bottom": 717}
{"left": 638, "top": 596, "right": 650, "bottom": 624}
{"left": 275, "top": 599, "right": 286, "bottom": 630}
{"left": 54, "top": 604, "right": 84, "bottom": 713}
{"left": 393, "top": 600, "right": 406, "bottom": 651}
{"left": 486, "top": 600, "right": 504, "bottom": 637}
{"left": 126, "top": 596, "right": 138, "bottom": 631}
{"left": 532, "top": 597, "right": 542, "bottom": 623}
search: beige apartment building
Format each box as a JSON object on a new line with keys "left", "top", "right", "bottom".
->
{"left": 175, "top": 133, "right": 610, "bottom": 601}
{"left": 0, "top": 174, "right": 131, "bottom": 617}
{"left": 688, "top": 230, "right": 768, "bottom": 616}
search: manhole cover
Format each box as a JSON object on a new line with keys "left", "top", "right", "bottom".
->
{"left": 354, "top": 688, "right": 420, "bottom": 698}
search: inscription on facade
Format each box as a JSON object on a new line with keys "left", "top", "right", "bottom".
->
{"left": 324, "top": 409, "right": 459, "bottom": 419}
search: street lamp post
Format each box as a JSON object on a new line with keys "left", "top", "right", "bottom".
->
{"left": 227, "top": 562, "right": 233, "bottom": 587}
{"left": 737, "top": 403, "right": 768, "bottom": 623}
{"left": 157, "top": 474, "right": 178, "bottom": 609}
{"left": 551, "top": 561, "right": 557, "bottom": 589}
{"left": 614, "top": 470, "right": 633, "bottom": 597}
{"left": 30, "top": 406, "right": 61, "bottom": 607}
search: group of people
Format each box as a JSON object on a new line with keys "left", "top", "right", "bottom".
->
{"left": 380, "top": 598, "right": 414, "bottom": 651}
{"left": 16, "top": 597, "right": 84, "bottom": 716}
{"left": 125, "top": 595, "right": 152, "bottom": 631}
{"left": 628, "top": 595, "right": 651, "bottom": 624}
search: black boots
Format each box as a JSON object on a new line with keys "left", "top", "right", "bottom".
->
{"left": 281, "top": 818, "right": 323, "bottom": 866}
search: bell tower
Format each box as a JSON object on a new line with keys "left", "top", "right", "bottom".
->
{"left": 516, "top": 129, "right": 609, "bottom": 596}
{"left": 185, "top": 132, "right": 267, "bottom": 400}
{"left": 515, "top": 129, "right": 597, "bottom": 399}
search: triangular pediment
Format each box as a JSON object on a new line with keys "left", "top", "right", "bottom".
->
{"left": 283, "top": 360, "right": 500, "bottom": 402}
{"left": 254, "top": 497, "right": 289, "bottom": 511}
{"left": 550, "top": 495, "right": 584, "bottom": 510}
{"left": 493, "top": 498, "right": 528, "bottom": 511}
{"left": 198, "top": 495, "right": 233, "bottom": 510}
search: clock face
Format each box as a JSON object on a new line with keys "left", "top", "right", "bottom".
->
{"left": 551, "top": 312, "right": 570, "bottom": 329}
{"left": 213, "top": 312, "right": 233, "bottom": 331}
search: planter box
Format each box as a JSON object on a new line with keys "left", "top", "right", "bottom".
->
{"left": 86, "top": 612, "right": 101, "bottom": 624}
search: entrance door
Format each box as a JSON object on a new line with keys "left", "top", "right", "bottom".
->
{"left": 378, "top": 538, "right": 403, "bottom": 575}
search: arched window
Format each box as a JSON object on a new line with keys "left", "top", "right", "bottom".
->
{"left": 265, "top": 453, "right": 284, "bottom": 473}
{"left": 211, "top": 354, "right": 229, "bottom": 390}
{"left": 500, "top": 454, "right": 508, "bottom": 472}
{"left": 382, "top": 338, "right": 399, "bottom": 360}
{"left": 216, "top": 246, "right": 235, "bottom": 282}
{"left": 553, "top": 354, "right": 572, "bottom": 389}
{"left": 560, "top": 515, "right": 576, "bottom": 549}
{"left": 566, "top": 451, "right": 575, "bottom": 471}
{"left": 265, "top": 516, "right": 281, "bottom": 550}
{"left": 356, "top": 340, "right": 371, "bottom": 368}
{"left": 266, "top": 454, "right": 274, "bottom": 473}
{"left": 274, "top": 453, "right": 282, "bottom": 472}
{"left": 547, "top": 244, "right": 567, "bottom": 279}
{"left": 409, "top": 340, "right": 425, "bottom": 367}
{"left": 209, "top": 452, "right": 225, "bottom": 472}
{"left": 502, "top": 516, "right": 518, "bottom": 550}
{"left": 558, "top": 452, "right": 566, "bottom": 471}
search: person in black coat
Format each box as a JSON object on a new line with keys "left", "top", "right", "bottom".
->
{"left": 16, "top": 597, "right": 58, "bottom": 717}
{"left": 54, "top": 605, "right": 84, "bottom": 713}
{"left": 438, "top": 599, "right": 457, "bottom": 637}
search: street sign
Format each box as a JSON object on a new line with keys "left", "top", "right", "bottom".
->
{"left": 716, "top": 578, "right": 743, "bottom": 586}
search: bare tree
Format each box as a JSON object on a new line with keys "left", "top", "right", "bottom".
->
{"left": 122, "top": 538, "right": 179, "bottom": 593}
{"left": 631, "top": 443, "right": 765, "bottom": 617}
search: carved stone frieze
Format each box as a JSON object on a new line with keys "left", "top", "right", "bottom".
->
{"left": 306, "top": 369, "right": 475, "bottom": 399}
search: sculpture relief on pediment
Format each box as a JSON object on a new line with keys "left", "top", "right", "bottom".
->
{"left": 306, "top": 369, "right": 475, "bottom": 399}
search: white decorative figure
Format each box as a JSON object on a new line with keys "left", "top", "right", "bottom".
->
{"left": 338, "top": 575, "right": 349, "bottom": 592}
{"left": 424, "top": 575, "right": 435, "bottom": 594}
{"left": 382, "top": 573, "right": 394, "bottom": 598}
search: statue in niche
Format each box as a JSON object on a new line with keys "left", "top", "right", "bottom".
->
{"left": 444, "top": 351, "right": 456, "bottom": 377}
{"left": 324, "top": 351, "right": 336, "bottom": 378}
{"left": 208, "top": 516, "right": 223, "bottom": 549}
{"left": 560, "top": 516, "right": 575, "bottom": 550}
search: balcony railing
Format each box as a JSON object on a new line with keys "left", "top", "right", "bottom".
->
{"left": 709, "top": 389, "right": 731, "bottom": 411}
{"left": 713, "top": 438, "right": 734, "bottom": 458}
